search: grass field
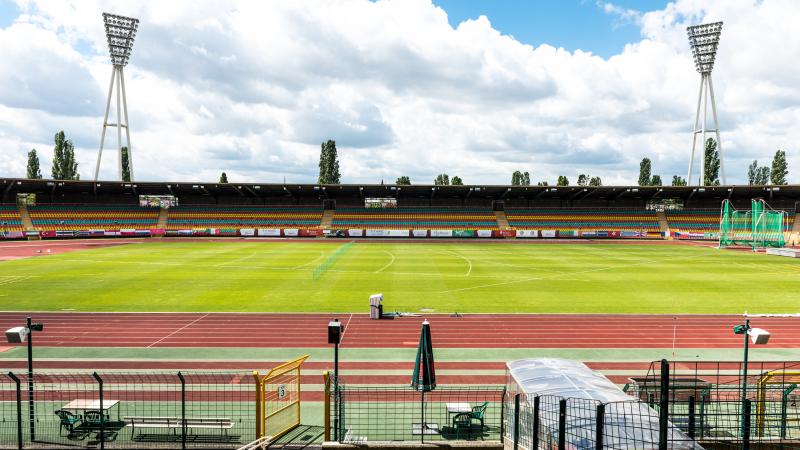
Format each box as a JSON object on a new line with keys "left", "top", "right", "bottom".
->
{"left": 1, "top": 240, "right": 798, "bottom": 313}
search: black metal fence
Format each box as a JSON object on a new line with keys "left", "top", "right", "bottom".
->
{"left": 631, "top": 360, "right": 800, "bottom": 449}
{"left": 1, "top": 371, "right": 256, "bottom": 449}
{"left": 330, "top": 380, "right": 505, "bottom": 443}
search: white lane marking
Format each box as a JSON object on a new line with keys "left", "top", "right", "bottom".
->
{"left": 147, "top": 313, "right": 209, "bottom": 348}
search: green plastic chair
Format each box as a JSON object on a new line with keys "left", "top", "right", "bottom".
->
{"left": 452, "top": 412, "right": 474, "bottom": 439}
{"left": 54, "top": 410, "right": 81, "bottom": 435}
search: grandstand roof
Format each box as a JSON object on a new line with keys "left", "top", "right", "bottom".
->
{"left": 2, "top": 177, "right": 798, "bottom": 205}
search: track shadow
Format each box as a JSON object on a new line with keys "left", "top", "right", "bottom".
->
{"left": 267, "top": 425, "right": 324, "bottom": 449}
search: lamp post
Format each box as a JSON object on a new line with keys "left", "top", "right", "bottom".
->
{"left": 5, "top": 316, "right": 44, "bottom": 441}
{"left": 328, "top": 319, "right": 343, "bottom": 441}
{"left": 733, "top": 319, "right": 770, "bottom": 449}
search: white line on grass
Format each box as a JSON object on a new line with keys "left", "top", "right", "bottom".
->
{"left": 439, "top": 251, "right": 472, "bottom": 276}
{"left": 214, "top": 252, "right": 260, "bottom": 268}
{"left": 291, "top": 251, "right": 326, "bottom": 269}
{"left": 147, "top": 313, "right": 209, "bottom": 348}
{"left": 374, "top": 250, "right": 396, "bottom": 273}
{"left": 437, "top": 252, "right": 711, "bottom": 294}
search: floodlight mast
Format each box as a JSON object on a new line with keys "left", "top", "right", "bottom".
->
{"left": 95, "top": 12, "right": 139, "bottom": 182}
{"left": 686, "top": 21, "right": 725, "bottom": 186}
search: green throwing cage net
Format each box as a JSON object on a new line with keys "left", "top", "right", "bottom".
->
{"left": 719, "top": 199, "right": 787, "bottom": 249}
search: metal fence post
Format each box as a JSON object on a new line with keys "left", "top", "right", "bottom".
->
{"left": 323, "top": 371, "right": 331, "bottom": 441}
{"left": 178, "top": 372, "right": 187, "bottom": 449}
{"left": 532, "top": 396, "right": 540, "bottom": 450}
{"left": 743, "top": 399, "right": 751, "bottom": 450}
{"left": 595, "top": 403, "right": 604, "bottom": 450}
{"left": 558, "top": 398, "right": 566, "bottom": 450}
{"left": 8, "top": 372, "right": 23, "bottom": 450}
{"left": 93, "top": 372, "right": 104, "bottom": 450}
{"left": 688, "top": 395, "right": 696, "bottom": 440}
{"left": 658, "top": 359, "right": 669, "bottom": 450}
{"left": 337, "top": 387, "right": 345, "bottom": 442}
{"left": 500, "top": 387, "right": 506, "bottom": 444}
{"left": 513, "top": 394, "right": 520, "bottom": 450}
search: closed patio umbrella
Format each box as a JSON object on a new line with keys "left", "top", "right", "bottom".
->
{"left": 411, "top": 319, "right": 436, "bottom": 441}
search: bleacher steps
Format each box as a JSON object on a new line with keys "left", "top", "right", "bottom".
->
{"left": 18, "top": 204, "right": 34, "bottom": 231}
{"left": 319, "top": 209, "right": 334, "bottom": 230}
{"left": 494, "top": 211, "right": 510, "bottom": 230}
{"left": 156, "top": 207, "right": 169, "bottom": 235}
{"left": 656, "top": 210, "right": 669, "bottom": 238}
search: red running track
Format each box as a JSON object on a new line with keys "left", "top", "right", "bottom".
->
{"left": 0, "top": 312, "right": 798, "bottom": 348}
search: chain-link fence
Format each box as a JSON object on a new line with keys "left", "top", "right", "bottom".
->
{"left": 328, "top": 378, "right": 505, "bottom": 443}
{"left": 1, "top": 371, "right": 256, "bottom": 449}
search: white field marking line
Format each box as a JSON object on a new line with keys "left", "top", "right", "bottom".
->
{"left": 466, "top": 254, "right": 564, "bottom": 273}
{"left": 0, "top": 275, "right": 38, "bottom": 286}
{"left": 374, "top": 250, "right": 396, "bottom": 273}
{"left": 436, "top": 250, "right": 472, "bottom": 277}
{"left": 437, "top": 252, "right": 711, "bottom": 294}
{"left": 214, "top": 251, "right": 259, "bottom": 268}
{"left": 291, "top": 251, "right": 326, "bottom": 270}
{"left": 147, "top": 313, "right": 209, "bottom": 348}
{"left": 324, "top": 269, "right": 514, "bottom": 279}
{"left": 57, "top": 258, "right": 185, "bottom": 267}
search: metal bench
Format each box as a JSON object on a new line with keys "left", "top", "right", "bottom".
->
{"left": 124, "top": 416, "right": 235, "bottom": 438}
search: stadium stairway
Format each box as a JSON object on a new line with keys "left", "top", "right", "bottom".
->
{"left": 157, "top": 207, "right": 169, "bottom": 229}
{"left": 656, "top": 210, "right": 669, "bottom": 237}
{"left": 494, "top": 210, "right": 510, "bottom": 230}
{"left": 320, "top": 209, "right": 334, "bottom": 229}
{"left": 17, "top": 204, "right": 34, "bottom": 231}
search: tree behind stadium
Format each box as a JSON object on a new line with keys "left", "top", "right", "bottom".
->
{"left": 703, "top": 138, "right": 720, "bottom": 185}
{"left": 51, "top": 130, "right": 79, "bottom": 180}
{"left": 318, "top": 140, "right": 341, "bottom": 184}
{"left": 770, "top": 150, "right": 788, "bottom": 185}
{"left": 26, "top": 149, "right": 42, "bottom": 179}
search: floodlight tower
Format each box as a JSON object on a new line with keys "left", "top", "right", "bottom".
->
{"left": 686, "top": 21, "right": 725, "bottom": 186}
{"left": 95, "top": 12, "right": 139, "bottom": 181}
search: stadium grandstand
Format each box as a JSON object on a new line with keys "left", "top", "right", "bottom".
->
{"left": 1, "top": 178, "right": 798, "bottom": 242}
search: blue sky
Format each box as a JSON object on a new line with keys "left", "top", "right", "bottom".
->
{"left": 0, "top": 1, "right": 797, "bottom": 185}
{"left": 434, "top": 0, "right": 667, "bottom": 58}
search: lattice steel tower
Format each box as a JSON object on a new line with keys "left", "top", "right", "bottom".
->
{"left": 686, "top": 22, "right": 725, "bottom": 186}
{"left": 95, "top": 13, "right": 139, "bottom": 181}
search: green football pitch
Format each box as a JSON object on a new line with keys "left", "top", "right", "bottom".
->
{"left": 1, "top": 240, "right": 798, "bottom": 313}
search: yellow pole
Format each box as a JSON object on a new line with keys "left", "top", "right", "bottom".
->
{"left": 296, "top": 366, "right": 302, "bottom": 426}
{"left": 323, "top": 371, "right": 330, "bottom": 441}
{"left": 253, "top": 371, "right": 263, "bottom": 439}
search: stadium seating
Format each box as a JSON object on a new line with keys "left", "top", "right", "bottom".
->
{"left": 506, "top": 208, "right": 660, "bottom": 232}
{"left": 165, "top": 205, "right": 323, "bottom": 229}
{"left": 664, "top": 209, "right": 719, "bottom": 232}
{"left": 0, "top": 205, "right": 24, "bottom": 231}
{"left": 666, "top": 208, "right": 796, "bottom": 233}
{"left": 332, "top": 207, "right": 498, "bottom": 229}
{"left": 28, "top": 204, "right": 160, "bottom": 231}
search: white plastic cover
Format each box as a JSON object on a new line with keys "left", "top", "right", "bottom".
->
{"left": 506, "top": 358, "right": 703, "bottom": 450}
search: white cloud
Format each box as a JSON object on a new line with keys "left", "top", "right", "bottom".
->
{"left": 0, "top": 0, "right": 798, "bottom": 186}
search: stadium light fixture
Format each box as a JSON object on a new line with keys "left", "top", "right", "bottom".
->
{"left": 686, "top": 21, "right": 725, "bottom": 186}
{"left": 95, "top": 12, "right": 140, "bottom": 182}
{"left": 5, "top": 317, "right": 44, "bottom": 441}
{"left": 733, "top": 318, "right": 770, "bottom": 448}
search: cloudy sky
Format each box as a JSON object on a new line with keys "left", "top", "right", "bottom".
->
{"left": 0, "top": 0, "right": 797, "bottom": 185}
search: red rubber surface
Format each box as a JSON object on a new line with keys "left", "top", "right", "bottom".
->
{"left": 0, "top": 312, "right": 797, "bottom": 348}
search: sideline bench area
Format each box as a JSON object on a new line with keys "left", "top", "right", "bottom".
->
{"left": 124, "top": 416, "right": 235, "bottom": 437}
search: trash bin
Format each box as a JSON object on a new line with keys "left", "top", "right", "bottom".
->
{"left": 369, "top": 294, "right": 383, "bottom": 320}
